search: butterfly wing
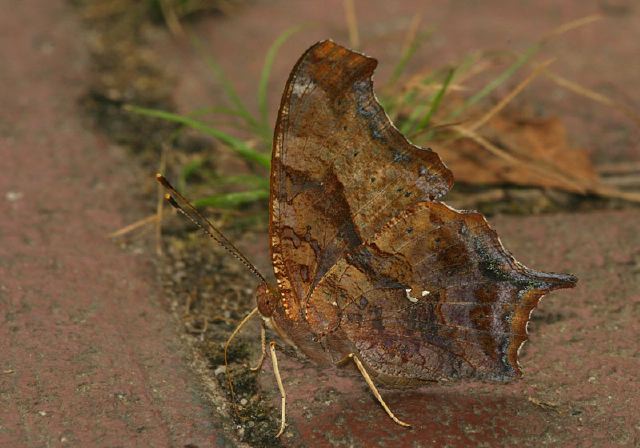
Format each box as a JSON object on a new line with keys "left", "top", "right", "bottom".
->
{"left": 307, "top": 202, "right": 576, "bottom": 386}
{"left": 270, "top": 40, "right": 453, "bottom": 318}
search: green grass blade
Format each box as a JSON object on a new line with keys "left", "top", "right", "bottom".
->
{"left": 194, "top": 189, "right": 270, "bottom": 209}
{"left": 388, "top": 28, "right": 432, "bottom": 86}
{"left": 215, "top": 175, "right": 270, "bottom": 189}
{"left": 448, "top": 44, "right": 539, "bottom": 119}
{"left": 186, "top": 106, "right": 262, "bottom": 134}
{"left": 450, "top": 50, "right": 483, "bottom": 83}
{"left": 413, "top": 67, "right": 455, "bottom": 135}
{"left": 178, "top": 158, "right": 205, "bottom": 191}
{"left": 187, "top": 105, "right": 253, "bottom": 119}
{"left": 125, "top": 105, "right": 271, "bottom": 168}
{"left": 399, "top": 103, "right": 425, "bottom": 134}
{"left": 181, "top": 171, "right": 270, "bottom": 192}
{"left": 186, "top": 106, "right": 270, "bottom": 136}
{"left": 257, "top": 26, "right": 302, "bottom": 131}
{"left": 392, "top": 69, "right": 441, "bottom": 133}
{"left": 191, "top": 37, "right": 260, "bottom": 130}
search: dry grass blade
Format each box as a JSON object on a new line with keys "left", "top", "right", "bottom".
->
{"left": 547, "top": 71, "right": 613, "bottom": 104}
{"left": 469, "top": 58, "right": 555, "bottom": 132}
{"left": 528, "top": 397, "right": 560, "bottom": 412}
{"left": 591, "top": 185, "right": 640, "bottom": 203}
{"left": 544, "top": 70, "right": 640, "bottom": 127}
{"left": 401, "top": 14, "right": 422, "bottom": 53}
{"left": 109, "top": 214, "right": 159, "bottom": 238}
{"left": 449, "top": 124, "right": 589, "bottom": 193}
{"left": 401, "top": 66, "right": 437, "bottom": 89}
{"left": 344, "top": 0, "right": 360, "bottom": 49}
{"left": 450, "top": 124, "right": 518, "bottom": 163}
{"left": 159, "top": 0, "right": 185, "bottom": 37}
{"left": 449, "top": 14, "right": 602, "bottom": 121}
{"left": 601, "top": 175, "right": 640, "bottom": 188}
{"left": 597, "top": 162, "right": 640, "bottom": 175}
{"left": 448, "top": 46, "right": 539, "bottom": 119}
{"left": 450, "top": 56, "right": 491, "bottom": 87}
{"left": 543, "top": 14, "right": 603, "bottom": 41}
{"left": 412, "top": 120, "right": 467, "bottom": 138}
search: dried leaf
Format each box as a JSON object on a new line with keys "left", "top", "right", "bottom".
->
{"left": 436, "top": 114, "right": 599, "bottom": 193}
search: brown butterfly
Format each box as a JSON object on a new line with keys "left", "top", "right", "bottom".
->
{"left": 157, "top": 40, "right": 576, "bottom": 437}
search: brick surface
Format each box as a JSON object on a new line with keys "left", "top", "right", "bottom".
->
{"left": 263, "top": 210, "right": 640, "bottom": 447}
{"left": 170, "top": 0, "right": 640, "bottom": 165}
{"left": 2, "top": 1, "right": 639, "bottom": 447}
{"left": 0, "top": 2, "right": 238, "bottom": 447}
{"left": 155, "top": 4, "right": 640, "bottom": 445}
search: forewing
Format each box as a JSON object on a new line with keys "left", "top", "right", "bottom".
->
{"left": 307, "top": 202, "right": 576, "bottom": 385}
{"left": 270, "top": 40, "right": 453, "bottom": 317}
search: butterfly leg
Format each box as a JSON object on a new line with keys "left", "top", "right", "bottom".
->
{"left": 269, "top": 341, "right": 287, "bottom": 437}
{"left": 224, "top": 307, "right": 259, "bottom": 397}
{"left": 347, "top": 353, "right": 411, "bottom": 428}
{"left": 250, "top": 322, "right": 267, "bottom": 371}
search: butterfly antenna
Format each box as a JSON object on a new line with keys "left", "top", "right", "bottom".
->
{"left": 156, "top": 174, "right": 268, "bottom": 285}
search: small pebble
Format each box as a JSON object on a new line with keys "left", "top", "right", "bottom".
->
{"left": 5, "top": 191, "right": 23, "bottom": 202}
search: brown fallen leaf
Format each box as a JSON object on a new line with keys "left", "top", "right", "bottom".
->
{"left": 435, "top": 113, "right": 599, "bottom": 194}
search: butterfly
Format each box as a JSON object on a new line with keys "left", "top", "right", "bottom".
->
{"left": 157, "top": 40, "right": 577, "bottom": 437}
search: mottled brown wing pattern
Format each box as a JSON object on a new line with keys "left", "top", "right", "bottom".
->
{"left": 271, "top": 40, "right": 453, "bottom": 319}
{"left": 307, "top": 202, "right": 576, "bottom": 387}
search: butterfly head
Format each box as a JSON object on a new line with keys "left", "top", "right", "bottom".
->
{"left": 256, "top": 283, "right": 279, "bottom": 318}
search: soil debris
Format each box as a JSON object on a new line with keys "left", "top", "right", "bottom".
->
{"left": 73, "top": 0, "right": 178, "bottom": 156}
{"left": 161, "top": 230, "right": 284, "bottom": 447}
